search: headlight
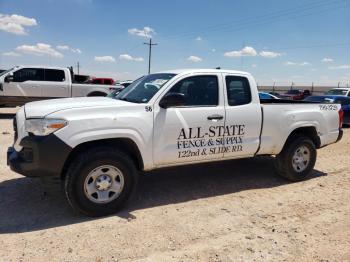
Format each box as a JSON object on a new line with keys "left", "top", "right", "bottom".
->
{"left": 25, "top": 118, "right": 68, "bottom": 136}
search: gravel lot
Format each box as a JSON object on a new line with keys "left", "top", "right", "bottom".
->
{"left": 0, "top": 107, "right": 349, "bottom": 261}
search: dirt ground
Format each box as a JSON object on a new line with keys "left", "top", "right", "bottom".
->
{"left": 0, "top": 107, "right": 349, "bottom": 262}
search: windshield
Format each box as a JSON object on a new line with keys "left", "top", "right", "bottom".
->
{"left": 115, "top": 73, "right": 176, "bottom": 103}
{"left": 325, "top": 89, "right": 348, "bottom": 96}
{"left": 0, "top": 67, "right": 14, "bottom": 77}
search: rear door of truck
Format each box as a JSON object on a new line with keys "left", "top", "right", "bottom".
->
{"left": 41, "top": 69, "right": 70, "bottom": 98}
{"left": 221, "top": 73, "right": 262, "bottom": 159}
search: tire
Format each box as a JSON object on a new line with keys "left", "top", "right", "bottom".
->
{"left": 64, "top": 146, "right": 138, "bottom": 217}
{"left": 275, "top": 135, "right": 316, "bottom": 181}
{"left": 87, "top": 92, "right": 107, "bottom": 97}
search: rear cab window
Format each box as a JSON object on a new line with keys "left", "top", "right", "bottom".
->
{"left": 225, "top": 76, "right": 252, "bottom": 106}
{"left": 44, "top": 69, "right": 65, "bottom": 82}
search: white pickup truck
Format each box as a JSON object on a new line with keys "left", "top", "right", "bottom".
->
{"left": 0, "top": 66, "right": 112, "bottom": 107}
{"left": 7, "top": 69, "right": 343, "bottom": 216}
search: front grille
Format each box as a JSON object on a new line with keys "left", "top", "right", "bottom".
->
{"left": 13, "top": 116, "right": 18, "bottom": 143}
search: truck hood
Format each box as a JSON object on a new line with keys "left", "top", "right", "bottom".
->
{"left": 24, "top": 97, "right": 131, "bottom": 118}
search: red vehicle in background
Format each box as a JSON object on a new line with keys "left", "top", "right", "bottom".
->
{"left": 89, "top": 78, "right": 115, "bottom": 85}
{"left": 279, "top": 89, "right": 311, "bottom": 100}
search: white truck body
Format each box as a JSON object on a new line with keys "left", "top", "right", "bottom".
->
{"left": 0, "top": 66, "right": 112, "bottom": 106}
{"left": 7, "top": 69, "right": 343, "bottom": 216}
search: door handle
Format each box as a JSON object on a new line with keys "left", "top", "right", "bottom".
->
{"left": 207, "top": 114, "right": 223, "bottom": 121}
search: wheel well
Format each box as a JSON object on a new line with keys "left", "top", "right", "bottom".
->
{"left": 87, "top": 91, "right": 107, "bottom": 97}
{"left": 285, "top": 126, "right": 321, "bottom": 149}
{"left": 61, "top": 138, "right": 144, "bottom": 180}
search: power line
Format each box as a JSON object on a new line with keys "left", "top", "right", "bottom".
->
{"left": 144, "top": 38, "right": 158, "bottom": 74}
{"left": 159, "top": 0, "right": 347, "bottom": 41}
{"left": 162, "top": 0, "right": 336, "bottom": 38}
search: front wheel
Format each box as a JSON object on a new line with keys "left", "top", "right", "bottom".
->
{"left": 275, "top": 136, "right": 317, "bottom": 181}
{"left": 64, "top": 147, "right": 138, "bottom": 216}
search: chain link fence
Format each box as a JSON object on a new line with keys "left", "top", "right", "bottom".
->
{"left": 257, "top": 85, "right": 349, "bottom": 95}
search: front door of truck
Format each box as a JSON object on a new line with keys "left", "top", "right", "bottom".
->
{"left": 222, "top": 74, "right": 262, "bottom": 159}
{"left": 153, "top": 74, "right": 226, "bottom": 166}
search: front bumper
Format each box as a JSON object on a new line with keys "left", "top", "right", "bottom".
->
{"left": 7, "top": 134, "right": 72, "bottom": 177}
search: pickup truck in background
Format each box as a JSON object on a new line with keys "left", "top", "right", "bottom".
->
{"left": 0, "top": 66, "right": 112, "bottom": 107}
{"left": 7, "top": 69, "right": 343, "bottom": 216}
{"left": 87, "top": 78, "right": 115, "bottom": 85}
{"left": 279, "top": 89, "right": 311, "bottom": 100}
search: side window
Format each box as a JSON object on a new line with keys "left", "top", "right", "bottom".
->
{"left": 45, "top": 69, "right": 65, "bottom": 82}
{"left": 13, "top": 68, "right": 44, "bottom": 82}
{"left": 168, "top": 75, "right": 219, "bottom": 106}
{"left": 225, "top": 76, "right": 252, "bottom": 106}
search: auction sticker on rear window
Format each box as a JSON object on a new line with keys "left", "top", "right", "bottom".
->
{"left": 319, "top": 104, "right": 338, "bottom": 111}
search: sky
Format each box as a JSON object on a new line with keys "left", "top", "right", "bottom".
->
{"left": 0, "top": 0, "right": 349, "bottom": 85}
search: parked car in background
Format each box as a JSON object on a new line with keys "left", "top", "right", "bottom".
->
{"left": 89, "top": 78, "right": 115, "bottom": 85}
{"left": 304, "top": 95, "right": 350, "bottom": 125}
{"left": 108, "top": 80, "right": 138, "bottom": 98}
{"left": 325, "top": 88, "right": 350, "bottom": 97}
{"left": 259, "top": 92, "right": 280, "bottom": 100}
{"left": 0, "top": 66, "right": 112, "bottom": 107}
{"left": 279, "top": 89, "right": 311, "bottom": 100}
{"left": 116, "top": 80, "right": 133, "bottom": 88}
{"left": 268, "top": 91, "right": 281, "bottom": 98}
{"left": 107, "top": 86, "right": 125, "bottom": 98}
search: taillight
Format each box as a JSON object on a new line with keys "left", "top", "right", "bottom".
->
{"left": 339, "top": 109, "right": 344, "bottom": 128}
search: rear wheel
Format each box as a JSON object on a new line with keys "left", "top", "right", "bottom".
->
{"left": 64, "top": 147, "right": 138, "bottom": 216}
{"left": 275, "top": 136, "right": 316, "bottom": 181}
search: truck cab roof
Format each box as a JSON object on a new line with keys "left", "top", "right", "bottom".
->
{"left": 15, "top": 65, "right": 70, "bottom": 70}
{"left": 158, "top": 68, "right": 250, "bottom": 76}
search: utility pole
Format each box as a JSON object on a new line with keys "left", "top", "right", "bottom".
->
{"left": 144, "top": 38, "right": 157, "bottom": 74}
{"left": 77, "top": 61, "right": 80, "bottom": 75}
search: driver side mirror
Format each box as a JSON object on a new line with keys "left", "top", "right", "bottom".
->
{"left": 4, "top": 74, "right": 13, "bottom": 83}
{"left": 159, "top": 92, "right": 185, "bottom": 109}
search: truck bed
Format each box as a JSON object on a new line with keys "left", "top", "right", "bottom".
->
{"left": 260, "top": 99, "right": 318, "bottom": 104}
{"left": 258, "top": 101, "right": 340, "bottom": 155}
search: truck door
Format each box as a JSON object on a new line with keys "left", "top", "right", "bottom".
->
{"left": 5, "top": 68, "right": 44, "bottom": 98}
{"left": 153, "top": 74, "right": 226, "bottom": 166}
{"left": 41, "top": 69, "right": 70, "bottom": 98}
{"left": 222, "top": 74, "right": 262, "bottom": 159}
